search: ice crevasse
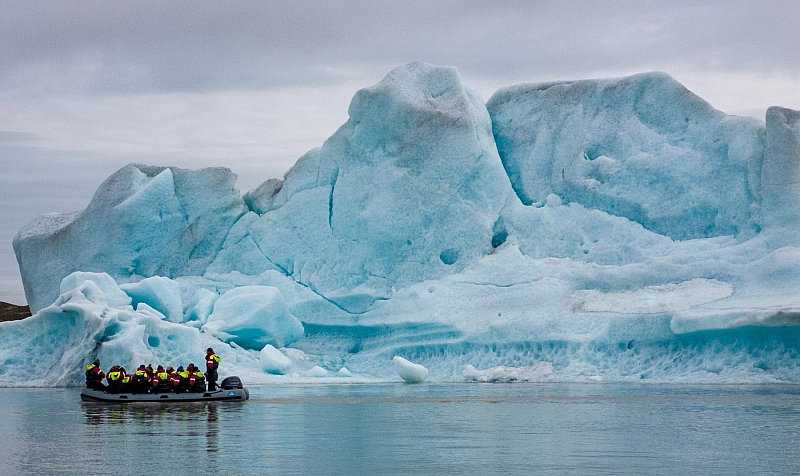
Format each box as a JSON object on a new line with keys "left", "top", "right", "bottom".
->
{"left": 6, "top": 62, "right": 800, "bottom": 386}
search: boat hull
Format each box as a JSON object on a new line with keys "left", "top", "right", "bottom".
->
{"left": 80, "top": 387, "right": 249, "bottom": 403}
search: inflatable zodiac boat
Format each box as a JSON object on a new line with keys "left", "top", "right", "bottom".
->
{"left": 80, "top": 376, "right": 249, "bottom": 403}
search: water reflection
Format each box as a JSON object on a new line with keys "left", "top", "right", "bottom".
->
{"left": 82, "top": 401, "right": 218, "bottom": 427}
{"left": 80, "top": 401, "right": 231, "bottom": 472}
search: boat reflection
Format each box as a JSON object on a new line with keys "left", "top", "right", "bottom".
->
{"left": 80, "top": 401, "right": 240, "bottom": 460}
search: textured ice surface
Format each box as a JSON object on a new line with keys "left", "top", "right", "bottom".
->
{"left": 120, "top": 276, "right": 183, "bottom": 323}
{"left": 14, "top": 165, "right": 248, "bottom": 312}
{"left": 59, "top": 272, "right": 132, "bottom": 309}
{"left": 462, "top": 363, "right": 554, "bottom": 382}
{"left": 202, "top": 286, "right": 304, "bottom": 350}
{"left": 487, "top": 73, "right": 766, "bottom": 240}
{"left": 8, "top": 63, "right": 800, "bottom": 386}
{"left": 0, "top": 277, "right": 263, "bottom": 386}
{"left": 214, "top": 62, "right": 512, "bottom": 308}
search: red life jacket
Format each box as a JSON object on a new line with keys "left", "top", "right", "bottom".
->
{"left": 86, "top": 365, "right": 105, "bottom": 380}
{"left": 206, "top": 353, "right": 220, "bottom": 370}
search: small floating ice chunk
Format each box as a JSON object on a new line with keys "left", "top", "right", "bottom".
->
{"left": 259, "top": 344, "right": 292, "bottom": 375}
{"left": 393, "top": 356, "right": 428, "bottom": 383}
{"left": 338, "top": 367, "right": 352, "bottom": 377}
{"left": 307, "top": 366, "right": 328, "bottom": 378}
{"left": 545, "top": 193, "right": 562, "bottom": 207}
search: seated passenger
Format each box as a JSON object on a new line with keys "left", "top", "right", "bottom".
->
{"left": 85, "top": 361, "right": 106, "bottom": 390}
{"left": 171, "top": 366, "right": 188, "bottom": 393}
{"left": 119, "top": 367, "right": 132, "bottom": 393}
{"left": 131, "top": 365, "right": 151, "bottom": 394}
{"left": 106, "top": 365, "right": 124, "bottom": 393}
{"left": 149, "top": 365, "right": 171, "bottom": 394}
{"left": 186, "top": 364, "right": 206, "bottom": 393}
{"left": 168, "top": 367, "right": 179, "bottom": 392}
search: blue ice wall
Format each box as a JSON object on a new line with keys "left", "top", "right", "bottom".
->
{"left": 210, "top": 62, "right": 513, "bottom": 310}
{"left": 487, "top": 73, "right": 766, "bottom": 240}
{"left": 14, "top": 165, "right": 248, "bottom": 312}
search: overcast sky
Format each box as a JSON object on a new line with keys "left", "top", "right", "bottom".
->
{"left": 1, "top": 0, "right": 798, "bottom": 305}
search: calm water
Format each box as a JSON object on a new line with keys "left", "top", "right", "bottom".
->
{"left": 2, "top": 383, "right": 799, "bottom": 475}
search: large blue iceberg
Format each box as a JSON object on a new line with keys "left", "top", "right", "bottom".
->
{"left": 6, "top": 62, "right": 800, "bottom": 386}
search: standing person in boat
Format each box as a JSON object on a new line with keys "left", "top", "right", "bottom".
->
{"left": 106, "top": 365, "right": 124, "bottom": 393}
{"left": 206, "top": 348, "right": 220, "bottom": 391}
{"left": 85, "top": 360, "right": 106, "bottom": 390}
{"left": 186, "top": 363, "right": 206, "bottom": 393}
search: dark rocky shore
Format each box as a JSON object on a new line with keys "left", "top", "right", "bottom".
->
{"left": 0, "top": 302, "right": 31, "bottom": 322}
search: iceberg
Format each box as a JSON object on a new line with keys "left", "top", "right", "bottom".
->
{"left": 393, "top": 356, "right": 428, "bottom": 383}
{"left": 259, "top": 344, "right": 293, "bottom": 375}
{"left": 14, "top": 165, "right": 248, "bottom": 312}
{"left": 6, "top": 62, "right": 800, "bottom": 386}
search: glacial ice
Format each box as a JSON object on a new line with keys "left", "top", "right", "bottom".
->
{"left": 393, "top": 356, "right": 428, "bottom": 383}
{"left": 462, "top": 363, "right": 554, "bottom": 383}
{"left": 260, "top": 344, "right": 292, "bottom": 375}
{"left": 307, "top": 366, "right": 328, "bottom": 378}
{"left": 6, "top": 62, "right": 800, "bottom": 386}
{"left": 337, "top": 367, "right": 352, "bottom": 377}
{"left": 202, "top": 286, "right": 304, "bottom": 350}
{"left": 486, "top": 72, "right": 766, "bottom": 241}
{"left": 14, "top": 165, "right": 247, "bottom": 312}
{"left": 120, "top": 276, "right": 183, "bottom": 323}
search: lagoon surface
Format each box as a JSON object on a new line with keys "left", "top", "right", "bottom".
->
{"left": 2, "top": 383, "right": 799, "bottom": 475}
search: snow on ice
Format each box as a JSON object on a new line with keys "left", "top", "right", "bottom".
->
{"left": 5, "top": 62, "right": 800, "bottom": 386}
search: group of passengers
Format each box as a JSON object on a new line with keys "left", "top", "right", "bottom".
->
{"left": 85, "top": 348, "right": 221, "bottom": 394}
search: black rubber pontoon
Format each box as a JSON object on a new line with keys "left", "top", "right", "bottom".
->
{"left": 80, "top": 376, "right": 249, "bottom": 403}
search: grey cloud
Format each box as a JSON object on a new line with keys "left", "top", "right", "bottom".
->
{"left": 2, "top": 1, "right": 798, "bottom": 95}
{"left": 0, "top": 130, "right": 39, "bottom": 142}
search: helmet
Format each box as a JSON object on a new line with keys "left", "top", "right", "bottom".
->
{"left": 177, "top": 366, "right": 184, "bottom": 372}
{"left": 206, "top": 347, "right": 214, "bottom": 353}
{"left": 157, "top": 365, "right": 164, "bottom": 371}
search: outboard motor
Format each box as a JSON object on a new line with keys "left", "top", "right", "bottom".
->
{"left": 220, "top": 376, "right": 244, "bottom": 390}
